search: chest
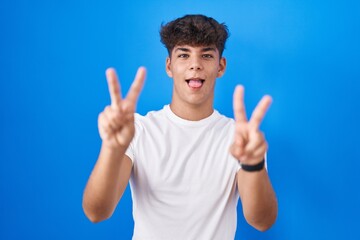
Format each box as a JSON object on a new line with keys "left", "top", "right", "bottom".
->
{"left": 132, "top": 124, "right": 238, "bottom": 196}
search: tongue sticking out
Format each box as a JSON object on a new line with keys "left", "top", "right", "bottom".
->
{"left": 188, "top": 80, "right": 203, "bottom": 88}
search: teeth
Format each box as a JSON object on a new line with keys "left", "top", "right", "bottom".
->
{"left": 186, "top": 79, "right": 204, "bottom": 82}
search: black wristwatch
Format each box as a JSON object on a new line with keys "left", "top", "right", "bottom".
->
{"left": 240, "top": 159, "right": 265, "bottom": 172}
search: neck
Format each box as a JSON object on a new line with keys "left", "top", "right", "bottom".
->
{"left": 169, "top": 99, "right": 214, "bottom": 121}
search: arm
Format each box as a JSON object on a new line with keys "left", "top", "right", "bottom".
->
{"left": 230, "top": 85, "right": 278, "bottom": 231}
{"left": 237, "top": 166, "right": 277, "bottom": 231}
{"left": 82, "top": 67, "right": 146, "bottom": 223}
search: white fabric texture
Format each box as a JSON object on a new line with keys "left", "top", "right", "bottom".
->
{"left": 125, "top": 105, "right": 241, "bottom": 240}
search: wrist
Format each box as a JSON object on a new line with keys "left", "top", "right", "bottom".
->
{"left": 101, "top": 137, "right": 130, "bottom": 150}
{"left": 101, "top": 142, "right": 127, "bottom": 155}
{"left": 240, "top": 158, "right": 265, "bottom": 172}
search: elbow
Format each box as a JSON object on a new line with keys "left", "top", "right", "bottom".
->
{"left": 247, "top": 213, "right": 277, "bottom": 232}
{"left": 82, "top": 200, "right": 112, "bottom": 223}
{"left": 251, "top": 220, "right": 276, "bottom": 232}
{"left": 245, "top": 205, "right": 278, "bottom": 232}
{"left": 84, "top": 211, "right": 109, "bottom": 224}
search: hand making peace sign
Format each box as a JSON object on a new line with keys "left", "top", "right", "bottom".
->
{"left": 230, "top": 85, "right": 272, "bottom": 166}
{"left": 98, "top": 67, "right": 146, "bottom": 149}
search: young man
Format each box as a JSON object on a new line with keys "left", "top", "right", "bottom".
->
{"left": 83, "top": 15, "right": 278, "bottom": 239}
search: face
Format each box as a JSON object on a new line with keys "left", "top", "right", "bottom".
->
{"left": 166, "top": 45, "right": 226, "bottom": 108}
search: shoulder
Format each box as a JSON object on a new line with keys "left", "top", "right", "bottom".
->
{"left": 135, "top": 106, "right": 167, "bottom": 122}
{"left": 133, "top": 106, "right": 168, "bottom": 130}
{"left": 212, "top": 110, "right": 235, "bottom": 130}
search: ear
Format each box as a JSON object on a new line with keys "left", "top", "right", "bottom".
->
{"left": 165, "top": 57, "right": 173, "bottom": 78}
{"left": 217, "top": 57, "right": 227, "bottom": 78}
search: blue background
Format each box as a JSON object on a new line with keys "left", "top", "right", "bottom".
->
{"left": 1, "top": 0, "right": 359, "bottom": 239}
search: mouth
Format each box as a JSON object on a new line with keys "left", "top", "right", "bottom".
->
{"left": 185, "top": 78, "right": 205, "bottom": 88}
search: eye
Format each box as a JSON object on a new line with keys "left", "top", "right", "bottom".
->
{"left": 202, "top": 54, "right": 214, "bottom": 59}
{"left": 178, "top": 54, "right": 189, "bottom": 58}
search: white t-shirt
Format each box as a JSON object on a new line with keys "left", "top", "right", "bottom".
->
{"left": 126, "top": 105, "right": 241, "bottom": 240}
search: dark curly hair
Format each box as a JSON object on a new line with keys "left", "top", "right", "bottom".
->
{"left": 160, "top": 14, "right": 229, "bottom": 57}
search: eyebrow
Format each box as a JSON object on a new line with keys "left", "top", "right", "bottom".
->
{"left": 201, "top": 47, "right": 216, "bottom": 52}
{"left": 175, "top": 47, "right": 191, "bottom": 52}
{"left": 174, "top": 47, "right": 217, "bottom": 53}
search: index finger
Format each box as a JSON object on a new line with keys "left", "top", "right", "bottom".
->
{"left": 249, "top": 95, "right": 272, "bottom": 129}
{"left": 233, "top": 85, "right": 248, "bottom": 123}
{"left": 125, "top": 66, "right": 146, "bottom": 106}
{"left": 106, "top": 68, "right": 122, "bottom": 109}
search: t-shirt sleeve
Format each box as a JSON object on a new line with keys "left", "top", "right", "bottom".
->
{"left": 125, "top": 141, "right": 135, "bottom": 164}
{"left": 125, "top": 113, "right": 142, "bottom": 164}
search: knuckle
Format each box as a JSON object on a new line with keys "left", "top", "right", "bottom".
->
{"left": 235, "top": 124, "right": 246, "bottom": 134}
{"left": 98, "top": 112, "right": 108, "bottom": 124}
{"left": 105, "top": 106, "right": 112, "bottom": 112}
{"left": 114, "top": 111, "right": 123, "bottom": 120}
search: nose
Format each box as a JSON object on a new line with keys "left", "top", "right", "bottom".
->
{"left": 189, "top": 57, "right": 203, "bottom": 71}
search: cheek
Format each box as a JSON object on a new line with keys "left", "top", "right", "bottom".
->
{"left": 211, "top": 68, "right": 221, "bottom": 78}
{"left": 171, "top": 65, "right": 185, "bottom": 77}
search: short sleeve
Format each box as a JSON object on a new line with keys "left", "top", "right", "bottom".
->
{"left": 125, "top": 113, "right": 143, "bottom": 164}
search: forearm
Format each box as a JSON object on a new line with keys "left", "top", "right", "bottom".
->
{"left": 82, "top": 144, "right": 132, "bottom": 222}
{"left": 237, "top": 168, "right": 278, "bottom": 231}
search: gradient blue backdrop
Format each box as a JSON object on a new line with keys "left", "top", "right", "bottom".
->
{"left": 1, "top": 0, "right": 359, "bottom": 239}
